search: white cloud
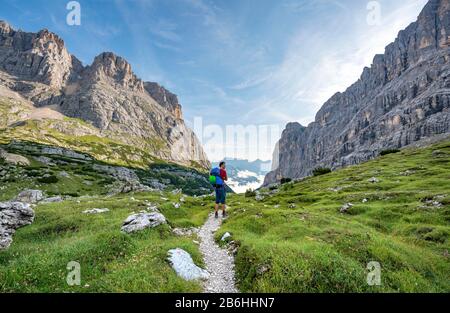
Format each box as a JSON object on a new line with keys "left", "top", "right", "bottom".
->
{"left": 235, "top": 0, "right": 428, "bottom": 128}
{"left": 150, "top": 19, "right": 182, "bottom": 42}
{"left": 153, "top": 41, "right": 181, "bottom": 52}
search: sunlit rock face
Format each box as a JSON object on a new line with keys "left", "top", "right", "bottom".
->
{"left": 265, "top": 0, "right": 450, "bottom": 185}
{"left": 0, "top": 20, "right": 210, "bottom": 169}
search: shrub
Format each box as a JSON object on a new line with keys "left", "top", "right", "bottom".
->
{"left": 280, "top": 178, "right": 292, "bottom": 185}
{"left": 380, "top": 149, "right": 400, "bottom": 156}
{"left": 245, "top": 189, "right": 257, "bottom": 198}
{"left": 37, "top": 175, "right": 59, "bottom": 184}
{"left": 313, "top": 167, "right": 332, "bottom": 176}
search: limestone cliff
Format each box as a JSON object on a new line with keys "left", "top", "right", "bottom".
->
{"left": 265, "top": 0, "right": 450, "bottom": 185}
{"left": 0, "top": 21, "right": 209, "bottom": 169}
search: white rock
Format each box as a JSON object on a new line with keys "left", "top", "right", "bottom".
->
{"left": 83, "top": 208, "right": 110, "bottom": 214}
{"left": 42, "top": 196, "right": 63, "bottom": 203}
{"left": 146, "top": 205, "right": 160, "bottom": 212}
{"left": 121, "top": 212, "right": 166, "bottom": 233}
{"left": 368, "top": 177, "right": 380, "bottom": 183}
{"left": 0, "top": 149, "right": 30, "bottom": 166}
{"left": 167, "top": 248, "right": 209, "bottom": 281}
{"left": 255, "top": 194, "right": 265, "bottom": 201}
{"left": 173, "top": 202, "right": 181, "bottom": 209}
{"left": 172, "top": 227, "right": 199, "bottom": 236}
{"left": 15, "top": 190, "right": 44, "bottom": 204}
{"left": 340, "top": 203, "right": 353, "bottom": 213}
{"left": 362, "top": 198, "right": 368, "bottom": 203}
{"left": 0, "top": 201, "right": 35, "bottom": 250}
{"left": 221, "top": 232, "right": 232, "bottom": 241}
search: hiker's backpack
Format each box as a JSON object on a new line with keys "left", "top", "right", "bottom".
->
{"left": 209, "top": 167, "right": 224, "bottom": 187}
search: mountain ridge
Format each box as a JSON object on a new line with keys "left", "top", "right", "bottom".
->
{"left": 0, "top": 20, "right": 209, "bottom": 169}
{"left": 265, "top": 0, "right": 450, "bottom": 185}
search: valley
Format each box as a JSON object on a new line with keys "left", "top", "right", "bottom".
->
{"left": 0, "top": 137, "right": 449, "bottom": 292}
{"left": 0, "top": 0, "right": 449, "bottom": 295}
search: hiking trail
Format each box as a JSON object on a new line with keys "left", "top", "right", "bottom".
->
{"left": 198, "top": 213, "right": 239, "bottom": 293}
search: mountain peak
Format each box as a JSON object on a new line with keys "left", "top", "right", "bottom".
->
{"left": 144, "top": 82, "right": 183, "bottom": 119}
{"left": 0, "top": 20, "right": 11, "bottom": 34}
{"left": 0, "top": 20, "right": 210, "bottom": 168}
{"left": 89, "top": 52, "right": 144, "bottom": 91}
{"left": 0, "top": 21, "right": 78, "bottom": 88}
{"left": 265, "top": 0, "right": 450, "bottom": 185}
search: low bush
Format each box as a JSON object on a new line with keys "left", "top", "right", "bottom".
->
{"left": 313, "top": 167, "right": 332, "bottom": 176}
{"left": 380, "top": 149, "right": 401, "bottom": 156}
{"left": 37, "top": 175, "right": 59, "bottom": 184}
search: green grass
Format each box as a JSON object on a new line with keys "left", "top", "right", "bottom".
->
{"left": 0, "top": 141, "right": 213, "bottom": 201}
{"left": 218, "top": 140, "right": 450, "bottom": 292}
{"left": 0, "top": 118, "right": 161, "bottom": 169}
{"left": 1, "top": 139, "right": 449, "bottom": 293}
{"left": 0, "top": 192, "right": 210, "bottom": 292}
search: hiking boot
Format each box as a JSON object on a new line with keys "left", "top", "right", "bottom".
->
{"left": 215, "top": 212, "right": 219, "bottom": 219}
{"left": 222, "top": 211, "right": 227, "bottom": 218}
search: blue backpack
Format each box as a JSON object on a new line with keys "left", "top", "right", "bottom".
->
{"left": 209, "top": 167, "right": 224, "bottom": 187}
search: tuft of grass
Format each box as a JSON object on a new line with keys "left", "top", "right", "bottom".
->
{"left": 380, "top": 149, "right": 401, "bottom": 156}
{"left": 245, "top": 189, "right": 257, "bottom": 198}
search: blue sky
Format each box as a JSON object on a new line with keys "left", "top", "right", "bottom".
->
{"left": 0, "top": 0, "right": 428, "bottom": 161}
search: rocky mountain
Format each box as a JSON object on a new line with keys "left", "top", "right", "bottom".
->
{"left": 0, "top": 21, "right": 209, "bottom": 169}
{"left": 265, "top": 0, "right": 450, "bottom": 185}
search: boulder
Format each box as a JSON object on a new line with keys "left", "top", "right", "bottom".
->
{"left": 58, "top": 171, "right": 70, "bottom": 178}
{"left": 167, "top": 248, "right": 209, "bottom": 281}
{"left": 121, "top": 212, "right": 166, "bottom": 233}
{"left": 0, "top": 148, "right": 30, "bottom": 166}
{"left": 340, "top": 203, "right": 353, "bottom": 214}
{"left": 118, "top": 181, "right": 151, "bottom": 194}
{"left": 172, "top": 227, "right": 199, "bottom": 236}
{"left": 0, "top": 201, "right": 35, "bottom": 250}
{"left": 255, "top": 194, "right": 265, "bottom": 201}
{"left": 148, "top": 179, "right": 167, "bottom": 190}
{"left": 15, "top": 190, "right": 44, "bottom": 204}
{"left": 42, "top": 196, "right": 63, "bottom": 203}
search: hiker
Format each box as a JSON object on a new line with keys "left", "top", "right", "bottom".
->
{"left": 209, "top": 161, "right": 228, "bottom": 218}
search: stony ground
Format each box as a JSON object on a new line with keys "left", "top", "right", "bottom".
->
{"left": 198, "top": 212, "right": 238, "bottom": 293}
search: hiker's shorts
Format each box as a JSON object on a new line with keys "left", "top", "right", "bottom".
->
{"left": 215, "top": 186, "right": 226, "bottom": 204}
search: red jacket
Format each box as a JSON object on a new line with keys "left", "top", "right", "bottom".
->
{"left": 219, "top": 168, "right": 228, "bottom": 181}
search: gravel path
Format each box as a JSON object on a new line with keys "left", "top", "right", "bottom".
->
{"left": 198, "top": 213, "right": 239, "bottom": 293}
